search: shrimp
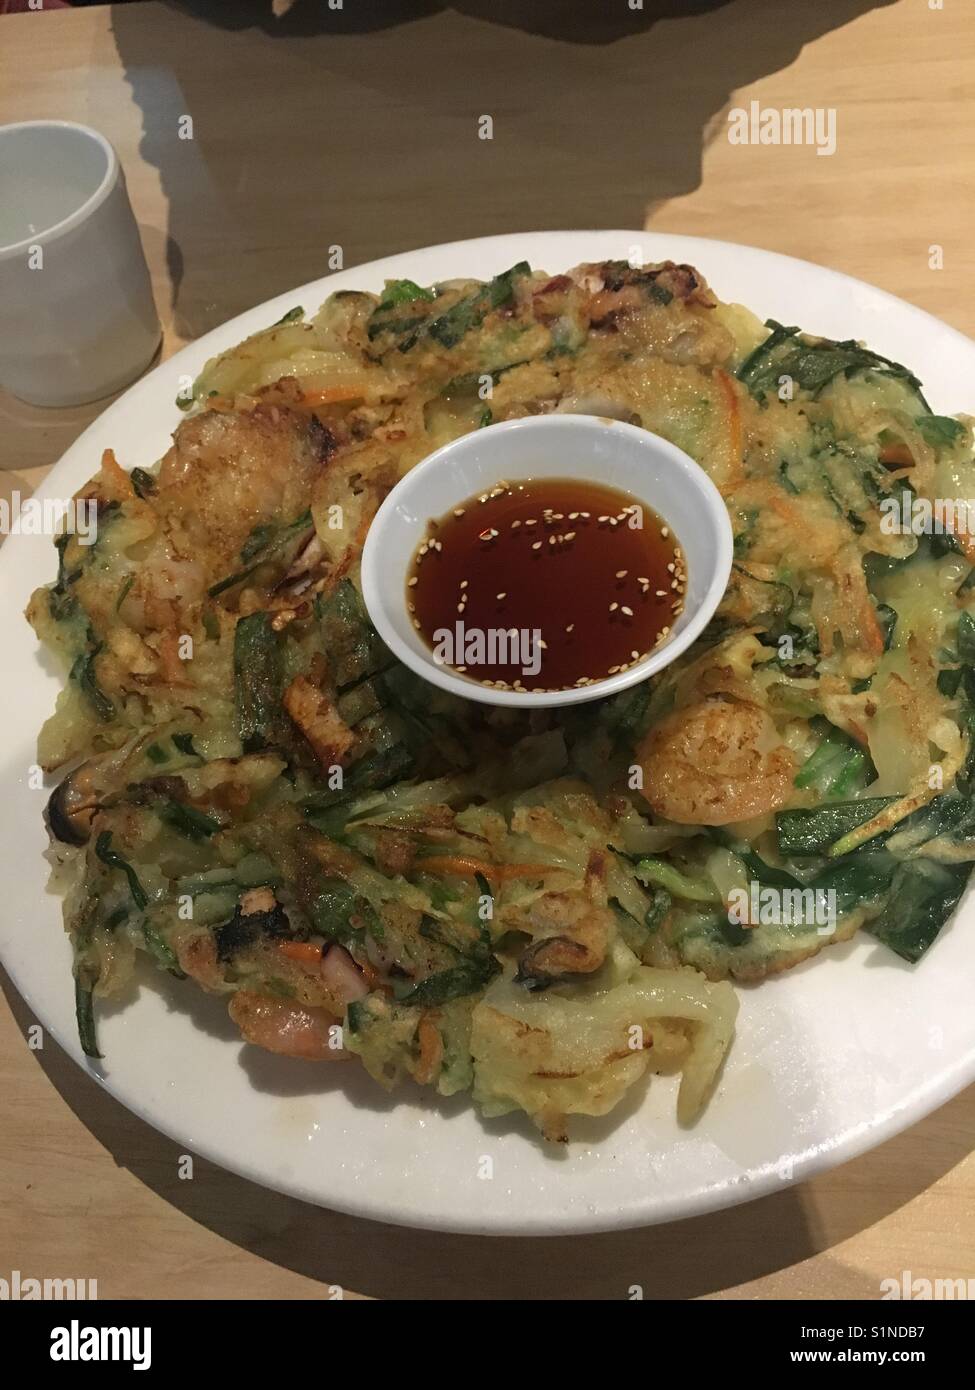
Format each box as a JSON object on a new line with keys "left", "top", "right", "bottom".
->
{"left": 155, "top": 405, "right": 334, "bottom": 591}
{"left": 228, "top": 990, "right": 348, "bottom": 1060}
{"left": 176, "top": 933, "right": 226, "bottom": 992}
{"left": 636, "top": 697, "right": 796, "bottom": 825}
{"left": 514, "top": 851, "right": 613, "bottom": 986}
{"left": 282, "top": 675, "right": 356, "bottom": 770}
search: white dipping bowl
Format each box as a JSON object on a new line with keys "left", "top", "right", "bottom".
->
{"left": 361, "top": 415, "right": 733, "bottom": 708}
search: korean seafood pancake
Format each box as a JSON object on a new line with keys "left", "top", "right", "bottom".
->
{"left": 28, "top": 257, "right": 975, "bottom": 1141}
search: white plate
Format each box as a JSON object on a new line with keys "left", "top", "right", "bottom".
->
{"left": 2, "top": 231, "right": 974, "bottom": 1237}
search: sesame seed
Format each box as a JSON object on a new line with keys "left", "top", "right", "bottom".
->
{"left": 598, "top": 515, "right": 609, "bottom": 523}
{"left": 496, "top": 592, "right": 506, "bottom": 600}
{"left": 413, "top": 618, "right": 421, "bottom": 629}
{"left": 525, "top": 518, "right": 538, "bottom": 527}
{"left": 532, "top": 540, "right": 542, "bottom": 550}
{"left": 615, "top": 569, "right": 627, "bottom": 579}
{"left": 609, "top": 602, "right": 619, "bottom": 612}
{"left": 667, "top": 562, "right": 675, "bottom": 572}
{"left": 408, "top": 577, "right": 418, "bottom": 587}
{"left": 565, "top": 624, "right": 574, "bottom": 633}
{"left": 511, "top": 519, "right": 521, "bottom": 528}
{"left": 608, "top": 665, "right": 620, "bottom": 674}
{"left": 569, "top": 512, "right": 579, "bottom": 520}
{"left": 656, "top": 590, "right": 667, "bottom": 597}
{"left": 621, "top": 606, "right": 633, "bottom": 616}
{"left": 457, "top": 665, "right": 467, "bottom": 672}
{"left": 565, "top": 531, "right": 577, "bottom": 541}
{"left": 581, "top": 512, "right": 591, "bottom": 519}
{"left": 637, "top": 577, "right": 649, "bottom": 585}
{"left": 454, "top": 507, "right": 465, "bottom": 517}
{"left": 538, "top": 639, "right": 548, "bottom": 650}
{"left": 460, "top": 579, "right": 469, "bottom": 588}
{"left": 661, "top": 526, "right": 669, "bottom": 538}
{"left": 631, "top": 650, "right": 640, "bottom": 660}
{"left": 549, "top": 536, "right": 556, "bottom": 545}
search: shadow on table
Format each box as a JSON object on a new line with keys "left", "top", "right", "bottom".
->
{"left": 109, "top": 0, "right": 895, "bottom": 342}
{"left": 3, "top": 960, "right": 969, "bottom": 1301}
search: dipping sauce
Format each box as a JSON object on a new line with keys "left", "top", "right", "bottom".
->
{"left": 407, "top": 477, "right": 685, "bottom": 693}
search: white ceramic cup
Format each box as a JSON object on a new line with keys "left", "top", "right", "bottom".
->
{"left": 361, "top": 414, "right": 734, "bottom": 708}
{"left": 0, "top": 121, "right": 161, "bottom": 408}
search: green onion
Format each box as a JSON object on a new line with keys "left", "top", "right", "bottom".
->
{"left": 233, "top": 612, "right": 283, "bottom": 752}
{"left": 158, "top": 800, "right": 221, "bottom": 841}
{"left": 94, "top": 831, "right": 148, "bottom": 910}
{"left": 74, "top": 975, "right": 101, "bottom": 1059}
{"left": 776, "top": 797, "right": 897, "bottom": 856}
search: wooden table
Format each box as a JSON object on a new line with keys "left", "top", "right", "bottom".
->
{"left": 1, "top": 0, "right": 973, "bottom": 1301}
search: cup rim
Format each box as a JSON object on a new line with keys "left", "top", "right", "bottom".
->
{"left": 0, "top": 120, "right": 119, "bottom": 260}
{"left": 361, "top": 414, "right": 734, "bottom": 709}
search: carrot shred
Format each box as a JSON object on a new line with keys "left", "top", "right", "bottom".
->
{"left": 299, "top": 386, "right": 364, "bottom": 407}
{"left": 278, "top": 941, "right": 324, "bottom": 964}
{"left": 878, "top": 443, "right": 914, "bottom": 467}
{"left": 414, "top": 855, "right": 564, "bottom": 881}
{"left": 715, "top": 370, "right": 745, "bottom": 490}
{"left": 414, "top": 1014, "right": 444, "bottom": 1086}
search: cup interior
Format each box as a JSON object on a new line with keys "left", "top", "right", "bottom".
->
{"left": 361, "top": 415, "right": 734, "bottom": 708}
{"left": 0, "top": 123, "right": 112, "bottom": 253}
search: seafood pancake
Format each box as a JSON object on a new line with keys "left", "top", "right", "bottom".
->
{"left": 27, "top": 257, "right": 975, "bottom": 1141}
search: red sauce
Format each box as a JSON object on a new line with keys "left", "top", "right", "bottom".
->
{"left": 407, "top": 477, "right": 685, "bottom": 693}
